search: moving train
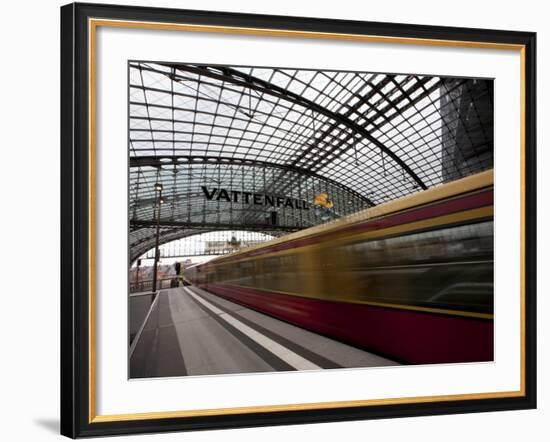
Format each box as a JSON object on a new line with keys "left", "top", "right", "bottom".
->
{"left": 184, "top": 170, "right": 494, "bottom": 365}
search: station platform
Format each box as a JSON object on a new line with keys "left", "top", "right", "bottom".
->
{"left": 130, "top": 286, "right": 398, "bottom": 378}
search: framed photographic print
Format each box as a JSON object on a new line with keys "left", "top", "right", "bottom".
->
{"left": 60, "top": 2, "right": 537, "bottom": 438}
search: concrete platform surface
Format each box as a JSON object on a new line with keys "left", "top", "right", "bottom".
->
{"left": 130, "top": 286, "right": 398, "bottom": 378}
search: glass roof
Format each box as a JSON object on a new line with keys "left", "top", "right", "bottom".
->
{"left": 129, "top": 61, "right": 494, "bottom": 261}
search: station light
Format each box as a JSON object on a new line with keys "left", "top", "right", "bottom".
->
{"left": 152, "top": 181, "right": 164, "bottom": 293}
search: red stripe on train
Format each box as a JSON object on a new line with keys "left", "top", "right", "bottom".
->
{"left": 199, "top": 283, "right": 494, "bottom": 365}
{"left": 213, "top": 189, "right": 493, "bottom": 263}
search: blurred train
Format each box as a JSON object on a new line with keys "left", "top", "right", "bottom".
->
{"left": 185, "top": 170, "right": 494, "bottom": 365}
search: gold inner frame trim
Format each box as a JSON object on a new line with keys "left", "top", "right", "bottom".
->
{"left": 88, "top": 18, "right": 527, "bottom": 423}
{"left": 92, "top": 390, "right": 524, "bottom": 423}
{"left": 90, "top": 18, "right": 525, "bottom": 50}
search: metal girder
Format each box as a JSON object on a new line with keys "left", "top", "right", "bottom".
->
{"left": 289, "top": 75, "right": 397, "bottom": 171}
{"left": 129, "top": 226, "right": 287, "bottom": 263}
{"left": 130, "top": 220, "right": 301, "bottom": 232}
{"left": 264, "top": 76, "right": 432, "bottom": 193}
{"left": 308, "top": 77, "right": 438, "bottom": 171}
{"left": 150, "top": 62, "right": 428, "bottom": 190}
{"left": 130, "top": 155, "right": 375, "bottom": 206}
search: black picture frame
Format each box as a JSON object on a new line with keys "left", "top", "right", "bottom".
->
{"left": 60, "top": 2, "right": 537, "bottom": 438}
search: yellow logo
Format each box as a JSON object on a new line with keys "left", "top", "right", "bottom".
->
{"left": 314, "top": 192, "right": 334, "bottom": 209}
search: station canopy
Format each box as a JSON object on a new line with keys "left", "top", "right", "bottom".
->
{"left": 129, "top": 61, "right": 494, "bottom": 262}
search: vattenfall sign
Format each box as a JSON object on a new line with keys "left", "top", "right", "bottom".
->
{"left": 201, "top": 186, "right": 310, "bottom": 210}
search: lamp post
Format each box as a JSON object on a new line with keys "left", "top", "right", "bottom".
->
{"left": 136, "top": 258, "right": 141, "bottom": 291}
{"left": 152, "top": 182, "right": 163, "bottom": 293}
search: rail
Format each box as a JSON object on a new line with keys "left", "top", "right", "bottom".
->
{"left": 129, "top": 276, "right": 184, "bottom": 294}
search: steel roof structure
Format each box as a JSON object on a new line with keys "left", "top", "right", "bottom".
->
{"left": 129, "top": 61, "right": 494, "bottom": 262}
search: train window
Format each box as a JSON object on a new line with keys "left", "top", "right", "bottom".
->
{"left": 344, "top": 221, "right": 493, "bottom": 266}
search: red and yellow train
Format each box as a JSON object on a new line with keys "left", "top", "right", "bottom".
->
{"left": 184, "top": 170, "right": 494, "bottom": 365}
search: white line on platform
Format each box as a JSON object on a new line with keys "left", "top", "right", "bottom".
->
{"left": 129, "top": 290, "right": 161, "bottom": 359}
{"left": 183, "top": 287, "right": 321, "bottom": 371}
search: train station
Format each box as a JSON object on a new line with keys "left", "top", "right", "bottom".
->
{"left": 128, "top": 61, "right": 494, "bottom": 378}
